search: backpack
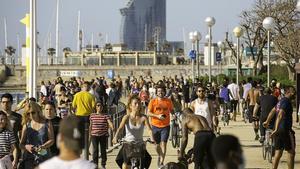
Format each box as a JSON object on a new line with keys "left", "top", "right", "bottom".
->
{"left": 107, "top": 89, "right": 119, "bottom": 106}
{"left": 220, "top": 87, "right": 230, "bottom": 103}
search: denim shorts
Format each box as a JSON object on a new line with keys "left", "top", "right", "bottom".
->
{"left": 152, "top": 125, "right": 170, "bottom": 144}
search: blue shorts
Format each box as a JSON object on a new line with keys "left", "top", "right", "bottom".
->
{"left": 152, "top": 125, "right": 170, "bottom": 144}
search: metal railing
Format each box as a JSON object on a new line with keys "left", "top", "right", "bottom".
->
{"left": 107, "top": 102, "right": 126, "bottom": 152}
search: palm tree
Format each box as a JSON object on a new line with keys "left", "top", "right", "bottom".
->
{"left": 4, "top": 46, "right": 16, "bottom": 64}
{"left": 5, "top": 46, "right": 16, "bottom": 56}
{"left": 147, "top": 41, "right": 155, "bottom": 51}
{"left": 47, "top": 48, "right": 55, "bottom": 65}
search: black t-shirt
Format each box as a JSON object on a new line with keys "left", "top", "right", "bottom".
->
{"left": 257, "top": 94, "right": 278, "bottom": 121}
{"left": 277, "top": 97, "right": 293, "bottom": 131}
{"left": 50, "top": 116, "right": 62, "bottom": 155}
{"left": 182, "top": 84, "right": 189, "bottom": 97}
{"left": 8, "top": 111, "right": 22, "bottom": 141}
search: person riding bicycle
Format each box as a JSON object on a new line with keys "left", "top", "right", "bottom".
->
{"left": 179, "top": 108, "right": 216, "bottom": 169}
{"left": 219, "top": 81, "right": 233, "bottom": 122}
{"left": 263, "top": 86, "right": 296, "bottom": 169}
{"left": 169, "top": 91, "right": 183, "bottom": 142}
{"left": 113, "top": 95, "right": 154, "bottom": 169}
{"left": 253, "top": 88, "right": 277, "bottom": 143}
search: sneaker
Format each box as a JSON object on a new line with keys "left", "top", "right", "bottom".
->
{"left": 255, "top": 134, "right": 259, "bottom": 140}
{"left": 259, "top": 136, "right": 265, "bottom": 143}
{"left": 158, "top": 164, "right": 164, "bottom": 169}
{"left": 157, "top": 157, "right": 161, "bottom": 167}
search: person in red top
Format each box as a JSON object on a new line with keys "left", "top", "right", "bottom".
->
{"left": 147, "top": 84, "right": 173, "bottom": 168}
{"left": 89, "top": 101, "right": 114, "bottom": 169}
{"left": 139, "top": 84, "right": 150, "bottom": 108}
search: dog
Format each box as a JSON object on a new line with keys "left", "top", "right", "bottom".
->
{"left": 161, "top": 149, "right": 193, "bottom": 169}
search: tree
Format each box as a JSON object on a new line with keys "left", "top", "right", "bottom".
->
{"left": 239, "top": 0, "right": 300, "bottom": 79}
{"left": 146, "top": 41, "right": 155, "bottom": 51}
{"left": 272, "top": 0, "right": 300, "bottom": 80}
{"left": 63, "top": 47, "right": 71, "bottom": 53}
{"left": 162, "top": 41, "right": 171, "bottom": 51}
{"left": 239, "top": 1, "right": 269, "bottom": 76}
{"left": 104, "top": 43, "right": 112, "bottom": 51}
{"left": 5, "top": 46, "right": 16, "bottom": 57}
{"left": 224, "top": 33, "right": 244, "bottom": 76}
{"left": 175, "top": 48, "right": 184, "bottom": 56}
{"left": 47, "top": 48, "right": 55, "bottom": 57}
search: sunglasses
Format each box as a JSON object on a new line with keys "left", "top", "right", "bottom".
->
{"left": 28, "top": 111, "right": 37, "bottom": 115}
{"left": 96, "top": 104, "right": 102, "bottom": 107}
{"left": 197, "top": 90, "right": 205, "bottom": 93}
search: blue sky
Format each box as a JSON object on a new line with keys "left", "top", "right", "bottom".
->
{"left": 0, "top": 0, "right": 254, "bottom": 54}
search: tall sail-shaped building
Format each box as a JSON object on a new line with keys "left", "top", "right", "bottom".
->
{"left": 120, "top": 0, "right": 166, "bottom": 50}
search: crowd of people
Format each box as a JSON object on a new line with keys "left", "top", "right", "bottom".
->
{"left": 0, "top": 74, "right": 297, "bottom": 169}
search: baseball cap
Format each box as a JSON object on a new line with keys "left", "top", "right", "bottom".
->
{"left": 59, "top": 116, "right": 84, "bottom": 150}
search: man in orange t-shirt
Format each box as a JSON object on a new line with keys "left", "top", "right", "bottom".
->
{"left": 148, "top": 85, "right": 173, "bottom": 167}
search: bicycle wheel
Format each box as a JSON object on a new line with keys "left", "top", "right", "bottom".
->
{"left": 171, "top": 124, "right": 178, "bottom": 148}
{"left": 262, "top": 143, "right": 266, "bottom": 160}
{"left": 176, "top": 126, "right": 181, "bottom": 147}
{"left": 226, "top": 114, "right": 230, "bottom": 126}
{"left": 267, "top": 141, "right": 273, "bottom": 163}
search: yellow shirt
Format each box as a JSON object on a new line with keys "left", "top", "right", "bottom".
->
{"left": 72, "top": 91, "right": 96, "bottom": 116}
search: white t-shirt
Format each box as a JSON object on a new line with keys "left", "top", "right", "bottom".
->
{"left": 227, "top": 83, "right": 239, "bottom": 100}
{"left": 39, "top": 157, "right": 96, "bottom": 169}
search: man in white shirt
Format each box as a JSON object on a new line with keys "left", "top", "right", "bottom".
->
{"left": 38, "top": 116, "right": 96, "bottom": 169}
{"left": 40, "top": 81, "right": 48, "bottom": 97}
{"left": 227, "top": 78, "right": 240, "bottom": 121}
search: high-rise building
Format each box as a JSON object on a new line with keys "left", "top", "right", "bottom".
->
{"left": 120, "top": 0, "right": 166, "bottom": 50}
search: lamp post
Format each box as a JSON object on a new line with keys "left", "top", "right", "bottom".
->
{"left": 189, "top": 32, "right": 196, "bottom": 82}
{"left": 217, "top": 41, "right": 224, "bottom": 75}
{"left": 233, "top": 26, "right": 243, "bottom": 87}
{"left": 193, "top": 31, "right": 202, "bottom": 78}
{"left": 263, "top": 17, "right": 275, "bottom": 87}
{"left": 205, "top": 17, "right": 215, "bottom": 82}
{"left": 297, "top": 0, "right": 300, "bottom": 12}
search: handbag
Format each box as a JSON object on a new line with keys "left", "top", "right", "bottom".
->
{"left": 0, "top": 155, "right": 13, "bottom": 169}
{"left": 123, "top": 142, "right": 145, "bottom": 159}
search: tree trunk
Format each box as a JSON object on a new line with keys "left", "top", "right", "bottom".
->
{"left": 287, "top": 65, "right": 296, "bottom": 81}
{"left": 252, "top": 62, "right": 257, "bottom": 76}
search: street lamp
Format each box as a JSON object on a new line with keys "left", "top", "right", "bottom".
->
{"left": 205, "top": 17, "right": 215, "bottom": 82}
{"left": 193, "top": 31, "right": 202, "bottom": 78}
{"left": 233, "top": 26, "right": 243, "bottom": 86}
{"left": 263, "top": 17, "right": 275, "bottom": 87}
{"left": 217, "top": 41, "right": 224, "bottom": 74}
{"left": 189, "top": 32, "right": 196, "bottom": 82}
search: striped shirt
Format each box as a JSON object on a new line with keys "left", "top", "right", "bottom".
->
{"left": 0, "top": 129, "right": 16, "bottom": 158}
{"left": 89, "top": 114, "right": 111, "bottom": 136}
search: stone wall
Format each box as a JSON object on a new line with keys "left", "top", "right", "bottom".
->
{"left": 0, "top": 65, "right": 7, "bottom": 83}
{"left": 10, "top": 65, "right": 224, "bottom": 83}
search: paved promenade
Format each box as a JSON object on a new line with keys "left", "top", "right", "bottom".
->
{"left": 105, "top": 115, "right": 300, "bottom": 169}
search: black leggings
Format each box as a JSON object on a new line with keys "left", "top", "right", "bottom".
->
{"left": 193, "top": 131, "right": 216, "bottom": 169}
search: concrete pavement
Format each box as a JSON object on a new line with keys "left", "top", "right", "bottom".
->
{"left": 104, "top": 115, "right": 300, "bottom": 169}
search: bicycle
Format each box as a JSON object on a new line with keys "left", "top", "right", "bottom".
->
{"left": 221, "top": 103, "right": 230, "bottom": 126}
{"left": 262, "top": 129, "right": 274, "bottom": 163}
{"left": 119, "top": 138, "right": 154, "bottom": 169}
{"left": 170, "top": 112, "right": 182, "bottom": 148}
{"left": 242, "top": 101, "right": 250, "bottom": 123}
